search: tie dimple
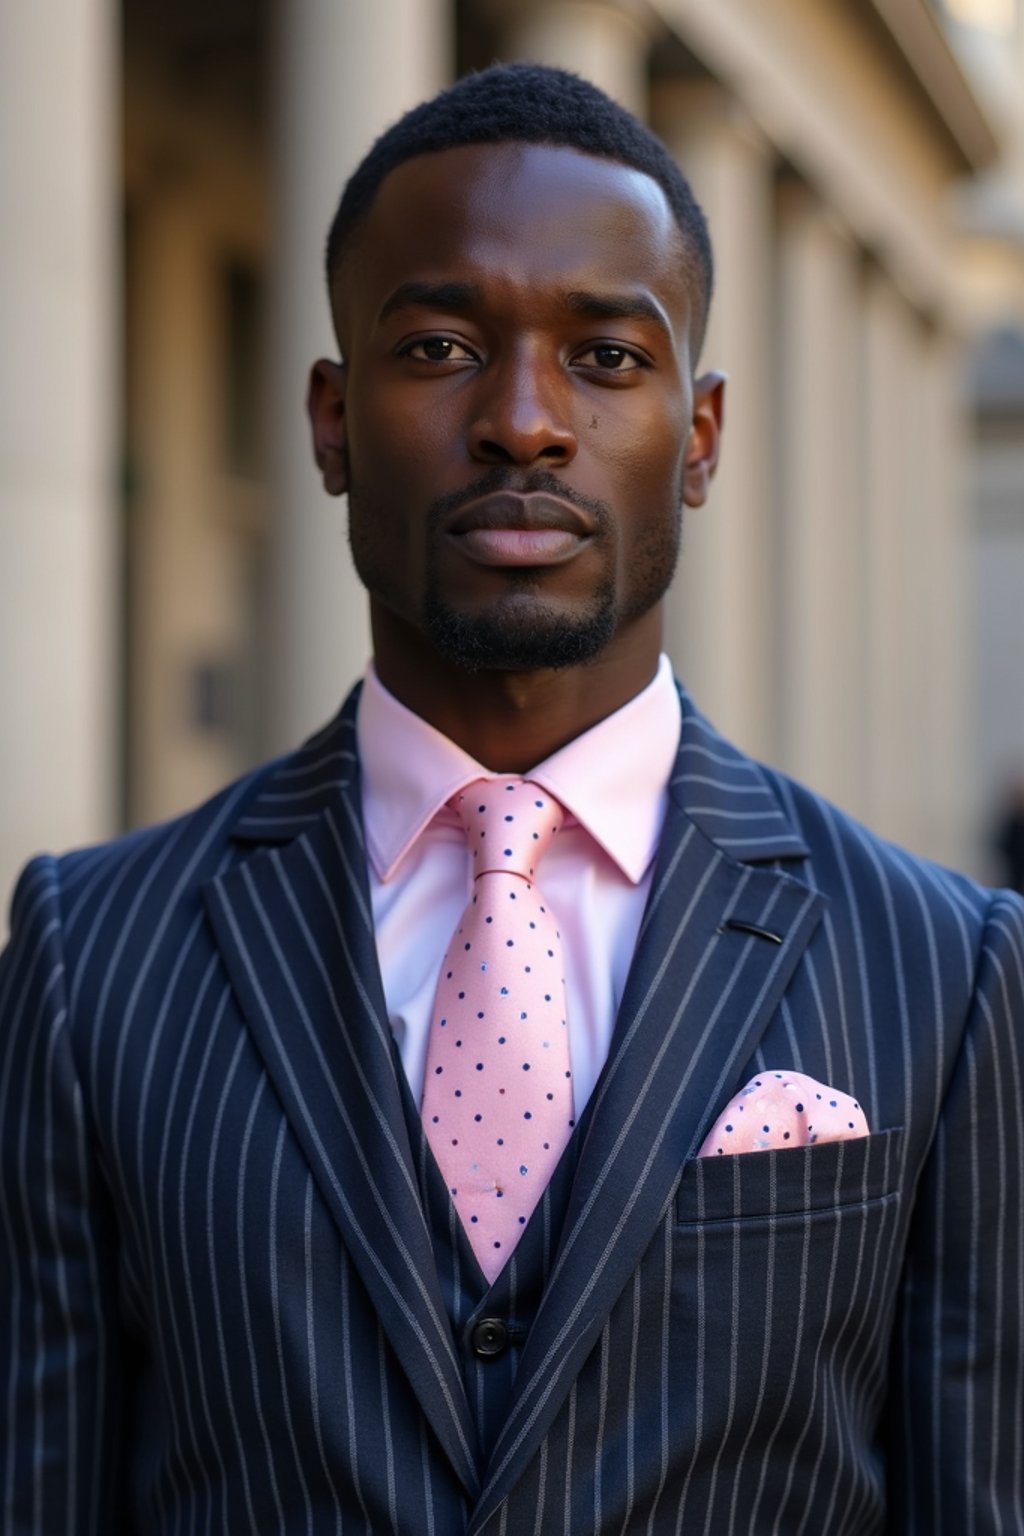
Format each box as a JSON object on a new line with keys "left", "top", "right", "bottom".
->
{"left": 421, "top": 779, "right": 574, "bottom": 1283}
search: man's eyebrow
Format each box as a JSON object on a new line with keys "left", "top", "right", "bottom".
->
{"left": 564, "top": 289, "right": 671, "bottom": 332}
{"left": 378, "top": 281, "right": 482, "bottom": 322}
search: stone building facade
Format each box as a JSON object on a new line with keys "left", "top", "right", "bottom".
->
{"left": 3, "top": 0, "right": 1023, "bottom": 907}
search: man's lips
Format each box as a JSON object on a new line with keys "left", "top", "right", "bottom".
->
{"left": 446, "top": 492, "right": 596, "bottom": 568}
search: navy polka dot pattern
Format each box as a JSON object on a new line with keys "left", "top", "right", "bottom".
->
{"left": 697, "top": 1069, "right": 870, "bottom": 1157}
{"left": 420, "top": 779, "right": 573, "bottom": 1283}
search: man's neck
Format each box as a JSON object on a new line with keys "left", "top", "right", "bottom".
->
{"left": 369, "top": 608, "right": 664, "bottom": 773}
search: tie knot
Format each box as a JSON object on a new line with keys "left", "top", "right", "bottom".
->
{"left": 451, "top": 778, "right": 564, "bottom": 880}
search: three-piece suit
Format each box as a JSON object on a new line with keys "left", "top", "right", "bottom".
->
{"left": 3, "top": 683, "right": 1023, "bottom": 1532}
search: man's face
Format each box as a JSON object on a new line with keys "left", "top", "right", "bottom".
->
{"left": 311, "top": 142, "right": 720, "bottom": 674}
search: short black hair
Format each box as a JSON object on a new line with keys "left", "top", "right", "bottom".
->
{"left": 325, "top": 62, "right": 713, "bottom": 352}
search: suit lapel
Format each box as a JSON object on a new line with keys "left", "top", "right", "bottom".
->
{"left": 474, "top": 693, "right": 826, "bottom": 1524}
{"left": 202, "top": 695, "right": 480, "bottom": 1497}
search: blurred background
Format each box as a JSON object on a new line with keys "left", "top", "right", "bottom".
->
{"left": 3, "top": 0, "right": 1024, "bottom": 917}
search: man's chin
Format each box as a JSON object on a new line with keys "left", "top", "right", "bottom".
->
{"left": 423, "top": 594, "right": 616, "bottom": 674}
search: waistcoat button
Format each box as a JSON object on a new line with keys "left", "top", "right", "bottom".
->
{"left": 470, "top": 1318, "right": 509, "bottom": 1358}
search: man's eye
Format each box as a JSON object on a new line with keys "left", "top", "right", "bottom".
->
{"left": 576, "top": 345, "right": 641, "bottom": 372}
{"left": 404, "top": 337, "right": 475, "bottom": 362}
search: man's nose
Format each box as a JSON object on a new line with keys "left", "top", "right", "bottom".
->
{"left": 466, "top": 353, "right": 578, "bottom": 467}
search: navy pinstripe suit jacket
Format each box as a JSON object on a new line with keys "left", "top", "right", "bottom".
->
{"left": 3, "top": 684, "right": 1024, "bottom": 1534}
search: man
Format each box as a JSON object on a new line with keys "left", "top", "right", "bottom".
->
{"left": 2, "top": 62, "right": 1023, "bottom": 1534}
{"left": 996, "top": 778, "right": 1024, "bottom": 894}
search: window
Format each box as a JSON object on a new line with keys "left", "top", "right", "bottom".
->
{"left": 223, "top": 259, "right": 264, "bottom": 477}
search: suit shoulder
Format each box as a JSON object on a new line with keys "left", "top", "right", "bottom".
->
{"left": 672, "top": 686, "right": 1010, "bottom": 957}
{"left": 1, "top": 755, "right": 304, "bottom": 1080}
{"left": 758, "top": 763, "right": 1013, "bottom": 957}
{"left": 68, "top": 757, "right": 282, "bottom": 891}
{"left": 5, "top": 754, "right": 287, "bottom": 962}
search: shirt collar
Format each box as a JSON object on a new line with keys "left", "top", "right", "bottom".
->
{"left": 356, "top": 655, "right": 680, "bottom": 886}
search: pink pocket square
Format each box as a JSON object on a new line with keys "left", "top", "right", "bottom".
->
{"left": 698, "top": 1070, "right": 870, "bottom": 1157}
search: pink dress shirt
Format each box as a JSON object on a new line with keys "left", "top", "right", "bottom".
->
{"left": 356, "top": 656, "right": 681, "bottom": 1113}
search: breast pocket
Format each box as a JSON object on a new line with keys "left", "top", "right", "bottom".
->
{"left": 674, "top": 1125, "right": 904, "bottom": 1227}
{"left": 667, "top": 1127, "right": 906, "bottom": 1432}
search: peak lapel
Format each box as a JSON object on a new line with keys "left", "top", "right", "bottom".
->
{"left": 473, "top": 693, "right": 824, "bottom": 1525}
{"left": 203, "top": 697, "right": 480, "bottom": 1496}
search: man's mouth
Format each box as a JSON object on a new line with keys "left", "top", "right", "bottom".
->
{"left": 446, "top": 492, "right": 596, "bottom": 568}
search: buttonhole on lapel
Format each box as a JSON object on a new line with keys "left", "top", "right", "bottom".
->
{"left": 719, "top": 918, "right": 784, "bottom": 945}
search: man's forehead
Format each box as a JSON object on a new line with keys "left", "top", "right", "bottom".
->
{"left": 338, "top": 141, "right": 692, "bottom": 321}
{"left": 369, "top": 140, "right": 677, "bottom": 240}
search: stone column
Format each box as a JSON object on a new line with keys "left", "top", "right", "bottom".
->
{"left": 127, "top": 197, "right": 247, "bottom": 825}
{"left": 0, "top": 0, "right": 118, "bottom": 907}
{"left": 861, "top": 266, "right": 930, "bottom": 852}
{"left": 916, "top": 325, "right": 970, "bottom": 869}
{"left": 775, "top": 183, "right": 867, "bottom": 818}
{"left": 655, "top": 83, "right": 777, "bottom": 763}
{"left": 268, "top": 0, "right": 452, "bottom": 751}
{"left": 501, "top": 0, "right": 650, "bottom": 117}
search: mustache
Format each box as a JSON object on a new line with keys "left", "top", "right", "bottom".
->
{"left": 426, "top": 468, "right": 612, "bottom": 531}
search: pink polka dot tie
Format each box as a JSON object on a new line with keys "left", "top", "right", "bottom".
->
{"left": 421, "top": 779, "right": 574, "bottom": 1283}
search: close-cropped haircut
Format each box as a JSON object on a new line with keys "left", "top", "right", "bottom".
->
{"left": 325, "top": 62, "right": 713, "bottom": 353}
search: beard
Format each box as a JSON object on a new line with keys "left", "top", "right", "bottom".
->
{"left": 422, "top": 571, "right": 619, "bottom": 672}
{"left": 347, "top": 465, "right": 681, "bottom": 674}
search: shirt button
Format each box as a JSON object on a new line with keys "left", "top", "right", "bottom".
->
{"left": 470, "top": 1318, "right": 509, "bottom": 1358}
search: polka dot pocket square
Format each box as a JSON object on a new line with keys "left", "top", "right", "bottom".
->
{"left": 697, "top": 1070, "right": 870, "bottom": 1157}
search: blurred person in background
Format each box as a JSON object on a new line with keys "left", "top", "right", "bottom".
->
{"left": 2, "top": 62, "right": 1024, "bottom": 1535}
{"left": 995, "top": 773, "right": 1024, "bottom": 892}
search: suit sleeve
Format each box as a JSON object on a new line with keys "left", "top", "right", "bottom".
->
{"left": 0, "top": 858, "right": 130, "bottom": 1533}
{"left": 886, "top": 889, "right": 1024, "bottom": 1534}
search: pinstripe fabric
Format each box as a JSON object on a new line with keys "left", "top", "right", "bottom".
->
{"left": 3, "top": 685, "right": 1024, "bottom": 1533}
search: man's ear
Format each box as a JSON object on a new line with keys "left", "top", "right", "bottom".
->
{"left": 307, "top": 358, "right": 349, "bottom": 497}
{"left": 682, "top": 371, "right": 726, "bottom": 508}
